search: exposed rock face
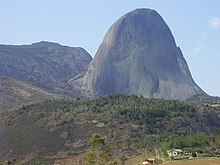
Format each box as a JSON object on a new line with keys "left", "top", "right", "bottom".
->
{"left": 0, "top": 41, "right": 92, "bottom": 86}
{"left": 71, "top": 8, "right": 205, "bottom": 99}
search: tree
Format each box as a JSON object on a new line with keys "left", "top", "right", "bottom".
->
{"left": 84, "top": 133, "right": 123, "bottom": 165}
{"left": 88, "top": 133, "right": 105, "bottom": 146}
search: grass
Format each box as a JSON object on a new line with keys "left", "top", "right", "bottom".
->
{"left": 124, "top": 155, "right": 220, "bottom": 165}
{"left": 164, "top": 158, "right": 220, "bottom": 165}
{"left": 0, "top": 110, "right": 106, "bottom": 163}
{"left": 173, "top": 155, "right": 190, "bottom": 160}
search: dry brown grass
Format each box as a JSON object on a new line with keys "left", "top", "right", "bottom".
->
{"left": 124, "top": 155, "right": 220, "bottom": 165}
{"left": 15, "top": 153, "right": 37, "bottom": 165}
{"left": 54, "top": 153, "right": 85, "bottom": 165}
{"left": 164, "top": 159, "right": 220, "bottom": 165}
{"left": 0, "top": 76, "right": 57, "bottom": 112}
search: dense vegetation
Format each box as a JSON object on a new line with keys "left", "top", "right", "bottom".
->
{"left": 187, "top": 94, "right": 220, "bottom": 105}
{"left": 9, "top": 94, "right": 198, "bottom": 132}
{"left": 0, "top": 94, "right": 220, "bottom": 163}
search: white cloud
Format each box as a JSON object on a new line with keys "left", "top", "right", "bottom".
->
{"left": 189, "top": 43, "right": 203, "bottom": 56}
{"left": 202, "top": 32, "right": 208, "bottom": 39}
{"left": 208, "top": 17, "right": 220, "bottom": 29}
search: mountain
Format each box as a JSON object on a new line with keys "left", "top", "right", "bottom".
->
{"left": 0, "top": 41, "right": 92, "bottom": 89}
{"left": 0, "top": 76, "right": 57, "bottom": 112}
{"left": 70, "top": 8, "right": 205, "bottom": 100}
{"left": 0, "top": 42, "right": 92, "bottom": 111}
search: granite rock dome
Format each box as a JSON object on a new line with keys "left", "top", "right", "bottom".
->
{"left": 70, "top": 8, "right": 205, "bottom": 99}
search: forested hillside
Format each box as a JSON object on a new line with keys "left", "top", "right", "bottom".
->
{"left": 1, "top": 94, "right": 220, "bottom": 163}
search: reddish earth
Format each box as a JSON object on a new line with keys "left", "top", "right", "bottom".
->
{"left": 164, "top": 159, "right": 220, "bottom": 165}
{"left": 124, "top": 155, "right": 220, "bottom": 165}
{"left": 54, "top": 153, "right": 85, "bottom": 165}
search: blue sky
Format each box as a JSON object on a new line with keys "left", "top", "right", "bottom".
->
{"left": 0, "top": 0, "right": 220, "bottom": 96}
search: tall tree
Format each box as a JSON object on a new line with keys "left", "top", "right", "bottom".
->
{"left": 84, "top": 133, "right": 123, "bottom": 165}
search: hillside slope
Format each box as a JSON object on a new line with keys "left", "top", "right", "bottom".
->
{"left": 0, "top": 76, "right": 57, "bottom": 112}
{"left": 0, "top": 41, "right": 92, "bottom": 89}
{"left": 1, "top": 94, "right": 220, "bottom": 163}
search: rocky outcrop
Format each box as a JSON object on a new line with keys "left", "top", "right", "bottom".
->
{"left": 0, "top": 41, "right": 92, "bottom": 86}
{"left": 70, "top": 8, "right": 205, "bottom": 99}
